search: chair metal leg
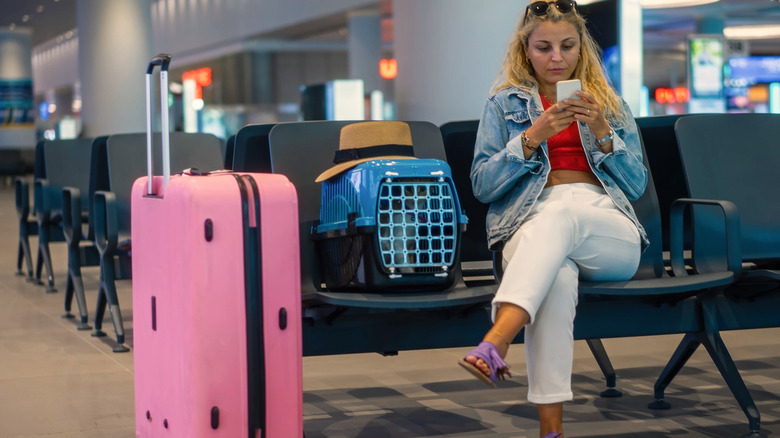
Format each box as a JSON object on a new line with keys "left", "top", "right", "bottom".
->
{"left": 63, "top": 236, "right": 92, "bottom": 330}
{"left": 586, "top": 338, "right": 622, "bottom": 397}
{"left": 92, "top": 283, "right": 107, "bottom": 338}
{"left": 17, "top": 240, "right": 29, "bottom": 277}
{"left": 17, "top": 227, "right": 35, "bottom": 279}
{"left": 34, "top": 245, "right": 44, "bottom": 284}
{"left": 37, "top": 225, "right": 57, "bottom": 293}
{"left": 92, "top": 258, "right": 128, "bottom": 353}
{"left": 15, "top": 179, "right": 36, "bottom": 280}
{"left": 698, "top": 329, "right": 765, "bottom": 437}
{"left": 64, "top": 269, "right": 91, "bottom": 331}
{"left": 698, "top": 296, "right": 764, "bottom": 437}
{"left": 648, "top": 332, "right": 700, "bottom": 409}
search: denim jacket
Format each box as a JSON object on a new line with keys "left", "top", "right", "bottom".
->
{"left": 470, "top": 85, "right": 650, "bottom": 251}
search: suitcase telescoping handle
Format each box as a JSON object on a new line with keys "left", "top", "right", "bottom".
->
{"left": 145, "top": 53, "right": 172, "bottom": 195}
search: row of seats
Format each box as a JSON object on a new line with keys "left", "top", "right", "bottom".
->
{"left": 14, "top": 113, "right": 779, "bottom": 437}
{"left": 230, "top": 113, "right": 779, "bottom": 437}
{"left": 15, "top": 133, "right": 224, "bottom": 352}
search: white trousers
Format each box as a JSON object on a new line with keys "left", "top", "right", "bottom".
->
{"left": 493, "top": 183, "right": 641, "bottom": 404}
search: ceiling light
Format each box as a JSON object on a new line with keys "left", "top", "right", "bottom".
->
{"left": 724, "top": 24, "right": 780, "bottom": 39}
{"left": 22, "top": 14, "right": 30, "bottom": 22}
{"left": 640, "top": 0, "right": 719, "bottom": 8}
{"left": 37, "top": 5, "right": 44, "bottom": 12}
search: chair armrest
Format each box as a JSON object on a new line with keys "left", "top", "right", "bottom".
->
{"left": 93, "top": 190, "right": 118, "bottom": 256}
{"left": 62, "top": 187, "right": 82, "bottom": 244}
{"left": 669, "top": 198, "right": 741, "bottom": 277}
{"left": 14, "top": 177, "right": 30, "bottom": 220}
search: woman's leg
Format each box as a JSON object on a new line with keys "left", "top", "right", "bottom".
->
{"left": 462, "top": 185, "right": 640, "bottom": 434}
{"left": 524, "top": 258, "right": 578, "bottom": 399}
{"left": 522, "top": 187, "right": 641, "bottom": 436}
{"left": 464, "top": 303, "right": 529, "bottom": 377}
{"left": 538, "top": 403, "right": 563, "bottom": 437}
{"left": 464, "top": 189, "right": 579, "bottom": 377}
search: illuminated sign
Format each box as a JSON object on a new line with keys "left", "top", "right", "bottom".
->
{"left": 379, "top": 59, "right": 397, "bottom": 80}
{"left": 654, "top": 87, "right": 690, "bottom": 104}
{"left": 182, "top": 67, "right": 212, "bottom": 99}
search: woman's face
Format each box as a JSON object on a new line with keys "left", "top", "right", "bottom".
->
{"left": 525, "top": 20, "right": 581, "bottom": 92}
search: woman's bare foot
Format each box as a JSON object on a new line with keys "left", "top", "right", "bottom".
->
{"left": 458, "top": 341, "right": 511, "bottom": 387}
{"left": 463, "top": 354, "right": 491, "bottom": 377}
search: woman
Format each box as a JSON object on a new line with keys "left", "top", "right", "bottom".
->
{"left": 459, "top": 1, "right": 649, "bottom": 437}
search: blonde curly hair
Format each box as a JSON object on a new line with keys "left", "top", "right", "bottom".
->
{"left": 494, "top": 4, "right": 627, "bottom": 122}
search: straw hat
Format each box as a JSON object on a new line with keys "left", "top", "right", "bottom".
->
{"left": 315, "top": 121, "right": 416, "bottom": 182}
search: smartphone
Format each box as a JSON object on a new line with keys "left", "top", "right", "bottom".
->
{"left": 556, "top": 79, "right": 581, "bottom": 103}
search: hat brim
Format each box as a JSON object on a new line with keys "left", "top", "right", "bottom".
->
{"left": 315, "top": 156, "right": 417, "bottom": 182}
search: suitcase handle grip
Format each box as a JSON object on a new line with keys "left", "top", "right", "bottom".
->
{"left": 146, "top": 54, "right": 171, "bottom": 74}
{"left": 145, "top": 53, "right": 173, "bottom": 195}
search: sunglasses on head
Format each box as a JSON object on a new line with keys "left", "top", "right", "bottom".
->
{"left": 526, "top": 0, "right": 577, "bottom": 18}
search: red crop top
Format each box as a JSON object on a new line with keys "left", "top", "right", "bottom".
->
{"left": 540, "top": 95, "right": 593, "bottom": 173}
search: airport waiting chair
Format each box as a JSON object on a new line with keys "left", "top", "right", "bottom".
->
{"left": 224, "top": 134, "right": 236, "bottom": 170}
{"left": 662, "top": 113, "right": 780, "bottom": 437}
{"left": 61, "top": 136, "right": 110, "bottom": 331}
{"left": 15, "top": 139, "right": 93, "bottom": 292}
{"left": 15, "top": 179, "right": 37, "bottom": 279}
{"left": 266, "top": 120, "right": 498, "bottom": 356}
{"left": 230, "top": 123, "right": 276, "bottom": 172}
{"left": 439, "top": 120, "right": 494, "bottom": 283}
{"left": 90, "top": 132, "right": 224, "bottom": 352}
{"left": 675, "top": 113, "right": 780, "bottom": 282}
{"left": 14, "top": 141, "right": 45, "bottom": 282}
{"left": 635, "top": 114, "right": 690, "bottom": 252}
{"left": 578, "top": 121, "right": 759, "bottom": 436}
{"left": 14, "top": 144, "right": 41, "bottom": 282}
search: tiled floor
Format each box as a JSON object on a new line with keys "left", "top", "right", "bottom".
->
{"left": 1, "top": 183, "right": 779, "bottom": 437}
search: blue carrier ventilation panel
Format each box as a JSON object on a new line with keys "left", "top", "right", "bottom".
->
{"left": 313, "top": 159, "right": 468, "bottom": 291}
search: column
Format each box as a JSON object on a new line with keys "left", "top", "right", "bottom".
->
{"left": 77, "top": 0, "right": 154, "bottom": 137}
{"left": 348, "top": 10, "right": 382, "bottom": 96}
{"left": 393, "top": 0, "right": 525, "bottom": 126}
{"left": 618, "top": 0, "right": 643, "bottom": 115}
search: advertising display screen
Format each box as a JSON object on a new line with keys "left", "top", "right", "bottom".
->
{"left": 0, "top": 79, "right": 34, "bottom": 125}
{"left": 727, "top": 56, "right": 780, "bottom": 85}
{"left": 688, "top": 36, "right": 725, "bottom": 98}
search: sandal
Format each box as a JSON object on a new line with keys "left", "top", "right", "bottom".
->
{"left": 543, "top": 434, "right": 562, "bottom": 438}
{"left": 458, "top": 341, "right": 511, "bottom": 388}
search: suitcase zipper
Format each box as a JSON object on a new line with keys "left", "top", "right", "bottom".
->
{"left": 234, "top": 174, "right": 267, "bottom": 438}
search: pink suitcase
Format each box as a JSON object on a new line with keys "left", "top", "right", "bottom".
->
{"left": 132, "top": 54, "right": 302, "bottom": 437}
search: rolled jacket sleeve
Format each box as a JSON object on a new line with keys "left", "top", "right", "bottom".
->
{"left": 589, "top": 101, "right": 647, "bottom": 201}
{"left": 471, "top": 97, "right": 543, "bottom": 204}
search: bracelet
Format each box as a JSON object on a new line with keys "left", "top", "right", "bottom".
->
{"left": 597, "top": 129, "right": 614, "bottom": 145}
{"left": 490, "top": 329, "right": 512, "bottom": 346}
{"left": 521, "top": 131, "right": 538, "bottom": 151}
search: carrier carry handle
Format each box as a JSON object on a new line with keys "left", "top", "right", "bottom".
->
{"left": 145, "top": 53, "right": 172, "bottom": 195}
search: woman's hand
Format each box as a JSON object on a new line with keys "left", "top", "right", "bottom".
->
{"left": 525, "top": 103, "right": 576, "bottom": 147}
{"left": 561, "top": 90, "right": 613, "bottom": 152}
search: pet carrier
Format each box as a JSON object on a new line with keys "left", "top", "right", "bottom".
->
{"left": 312, "top": 158, "right": 468, "bottom": 291}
